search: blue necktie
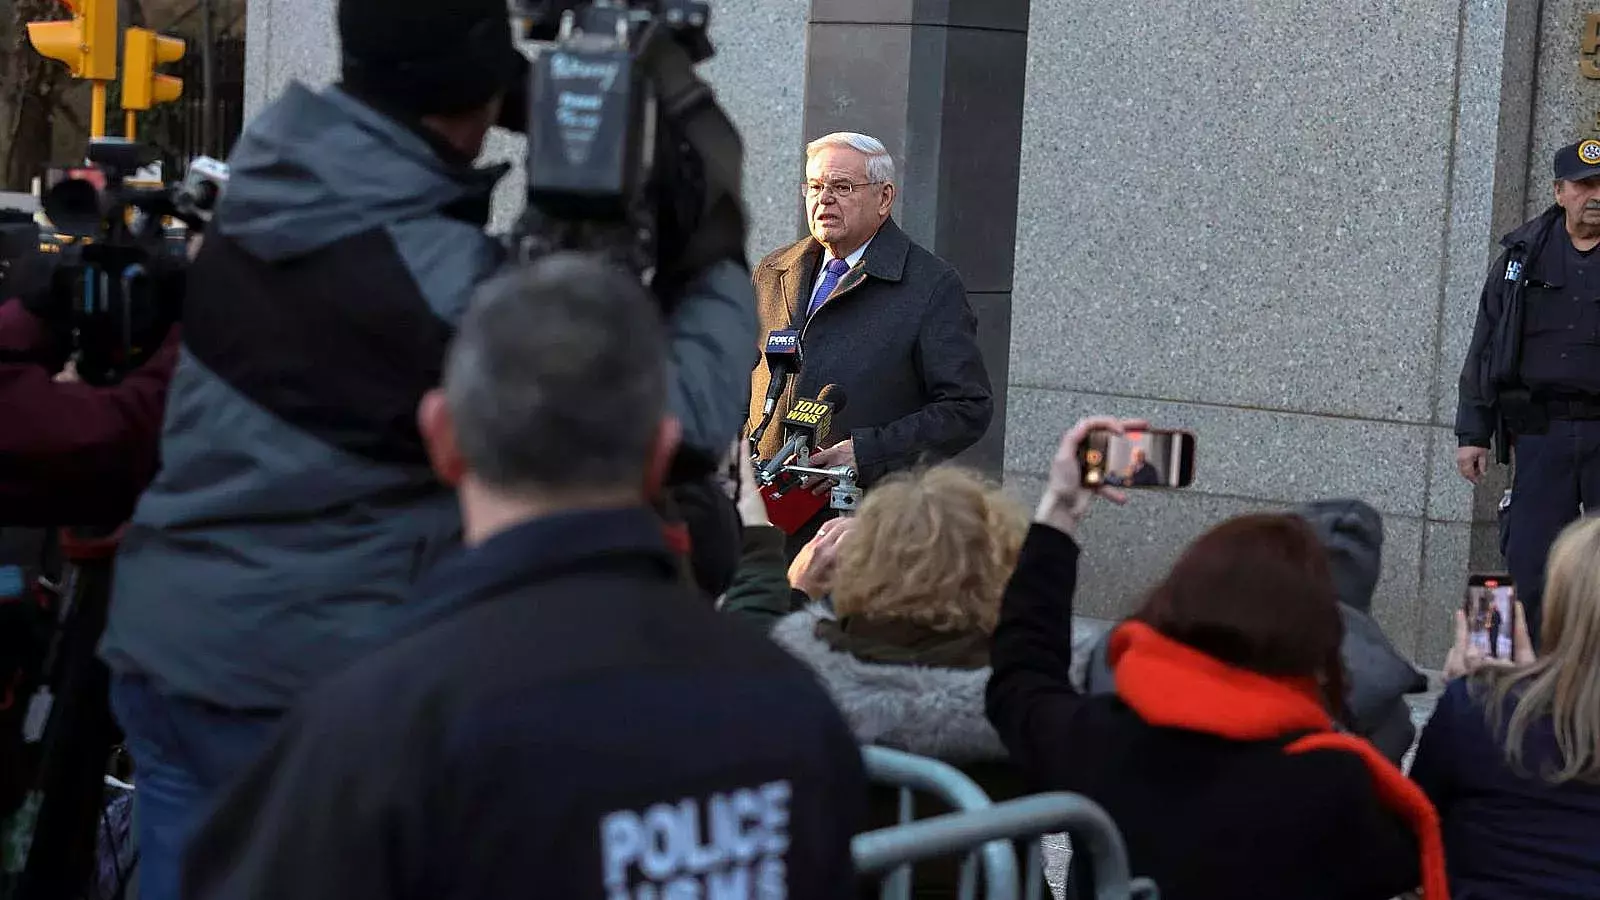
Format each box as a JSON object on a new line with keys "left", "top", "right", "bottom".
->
{"left": 808, "top": 258, "right": 852, "bottom": 316}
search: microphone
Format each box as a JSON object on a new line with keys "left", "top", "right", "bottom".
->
{"left": 781, "top": 383, "right": 848, "bottom": 457}
{"left": 750, "top": 329, "right": 802, "bottom": 448}
{"left": 814, "top": 384, "right": 847, "bottom": 445}
{"left": 761, "top": 330, "right": 802, "bottom": 407}
{"left": 761, "top": 384, "right": 846, "bottom": 478}
{"left": 759, "top": 384, "right": 850, "bottom": 534}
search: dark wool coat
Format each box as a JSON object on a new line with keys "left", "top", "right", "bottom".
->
{"left": 748, "top": 218, "right": 992, "bottom": 486}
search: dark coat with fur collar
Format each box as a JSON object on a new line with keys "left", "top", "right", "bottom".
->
{"left": 771, "top": 608, "right": 1057, "bottom": 898}
{"left": 770, "top": 608, "right": 1005, "bottom": 762}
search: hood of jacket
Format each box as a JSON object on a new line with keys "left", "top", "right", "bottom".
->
{"left": 769, "top": 607, "right": 1006, "bottom": 763}
{"left": 1297, "top": 500, "right": 1428, "bottom": 721}
{"left": 1297, "top": 498, "right": 1382, "bottom": 614}
{"left": 215, "top": 82, "right": 507, "bottom": 262}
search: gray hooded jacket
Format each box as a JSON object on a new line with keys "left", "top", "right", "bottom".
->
{"left": 99, "top": 83, "right": 756, "bottom": 711}
{"left": 769, "top": 607, "right": 1006, "bottom": 762}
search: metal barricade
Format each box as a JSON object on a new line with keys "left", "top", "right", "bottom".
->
{"left": 854, "top": 746, "right": 1159, "bottom": 900}
{"left": 858, "top": 745, "right": 1020, "bottom": 899}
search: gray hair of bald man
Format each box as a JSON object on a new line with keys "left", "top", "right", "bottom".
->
{"left": 805, "top": 132, "right": 896, "bottom": 186}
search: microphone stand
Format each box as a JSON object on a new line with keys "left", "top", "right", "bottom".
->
{"left": 781, "top": 464, "right": 863, "bottom": 514}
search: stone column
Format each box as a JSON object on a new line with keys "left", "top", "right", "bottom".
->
{"left": 801, "top": 0, "right": 1032, "bottom": 475}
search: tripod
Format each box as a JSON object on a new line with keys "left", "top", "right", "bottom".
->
{"left": 14, "top": 526, "right": 125, "bottom": 900}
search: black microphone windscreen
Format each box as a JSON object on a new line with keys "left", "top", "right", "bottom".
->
{"left": 815, "top": 383, "right": 848, "bottom": 414}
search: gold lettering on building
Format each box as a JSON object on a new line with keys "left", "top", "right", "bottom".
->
{"left": 1582, "top": 13, "right": 1600, "bottom": 79}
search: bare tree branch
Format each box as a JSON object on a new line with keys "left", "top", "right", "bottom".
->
{"left": 3, "top": 0, "right": 72, "bottom": 188}
{"left": 51, "top": 91, "right": 84, "bottom": 131}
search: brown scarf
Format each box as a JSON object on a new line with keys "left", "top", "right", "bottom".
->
{"left": 815, "top": 616, "right": 990, "bottom": 669}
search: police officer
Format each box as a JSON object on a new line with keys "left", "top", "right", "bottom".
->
{"left": 1457, "top": 139, "right": 1600, "bottom": 646}
{"left": 180, "top": 257, "right": 865, "bottom": 900}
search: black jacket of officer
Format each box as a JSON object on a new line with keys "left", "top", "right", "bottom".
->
{"left": 182, "top": 258, "right": 865, "bottom": 900}
{"left": 1456, "top": 143, "right": 1600, "bottom": 457}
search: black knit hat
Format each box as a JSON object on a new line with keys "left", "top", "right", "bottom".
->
{"left": 338, "top": 0, "right": 526, "bottom": 116}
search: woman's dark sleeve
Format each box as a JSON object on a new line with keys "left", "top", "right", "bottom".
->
{"left": 718, "top": 525, "right": 805, "bottom": 632}
{"left": 1408, "top": 679, "right": 1462, "bottom": 816}
{"left": 985, "top": 522, "right": 1088, "bottom": 788}
{"left": 0, "top": 327, "right": 178, "bottom": 525}
{"left": 0, "top": 298, "right": 66, "bottom": 368}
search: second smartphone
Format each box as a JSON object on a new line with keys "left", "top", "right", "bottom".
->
{"left": 1079, "top": 428, "right": 1196, "bottom": 489}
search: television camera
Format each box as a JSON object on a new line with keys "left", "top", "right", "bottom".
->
{"left": 0, "top": 139, "right": 227, "bottom": 386}
{"left": 507, "top": 0, "right": 743, "bottom": 306}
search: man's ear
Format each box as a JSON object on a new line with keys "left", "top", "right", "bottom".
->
{"left": 645, "top": 416, "right": 684, "bottom": 499}
{"left": 418, "top": 389, "right": 467, "bottom": 487}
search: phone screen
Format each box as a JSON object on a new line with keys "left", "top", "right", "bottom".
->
{"left": 1464, "top": 574, "right": 1515, "bottom": 661}
{"left": 1078, "top": 428, "right": 1196, "bottom": 489}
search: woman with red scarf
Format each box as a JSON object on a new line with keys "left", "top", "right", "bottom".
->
{"left": 985, "top": 416, "right": 1446, "bottom": 900}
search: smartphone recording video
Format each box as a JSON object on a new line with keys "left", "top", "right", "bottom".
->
{"left": 1464, "top": 574, "right": 1515, "bottom": 661}
{"left": 1078, "top": 428, "right": 1196, "bottom": 489}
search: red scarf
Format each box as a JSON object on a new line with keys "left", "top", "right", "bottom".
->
{"left": 1108, "top": 621, "right": 1448, "bottom": 900}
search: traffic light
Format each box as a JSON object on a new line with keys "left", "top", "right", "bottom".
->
{"left": 122, "top": 27, "right": 185, "bottom": 111}
{"left": 26, "top": 0, "right": 118, "bottom": 81}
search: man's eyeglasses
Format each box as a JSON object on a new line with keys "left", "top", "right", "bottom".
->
{"left": 802, "top": 180, "right": 884, "bottom": 199}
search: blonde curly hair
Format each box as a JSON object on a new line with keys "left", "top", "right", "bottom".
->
{"left": 830, "top": 465, "right": 1027, "bottom": 634}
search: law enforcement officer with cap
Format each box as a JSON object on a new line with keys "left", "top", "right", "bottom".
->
{"left": 1456, "top": 138, "right": 1600, "bottom": 647}
{"left": 97, "top": 1, "right": 755, "bottom": 896}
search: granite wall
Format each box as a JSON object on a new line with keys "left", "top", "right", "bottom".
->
{"left": 243, "top": 0, "right": 1570, "bottom": 663}
{"left": 1001, "top": 0, "right": 1562, "bottom": 666}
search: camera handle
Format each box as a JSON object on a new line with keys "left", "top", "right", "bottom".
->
{"left": 632, "top": 22, "right": 748, "bottom": 276}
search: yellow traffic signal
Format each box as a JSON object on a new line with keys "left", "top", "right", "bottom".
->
{"left": 26, "top": 0, "right": 118, "bottom": 81}
{"left": 122, "top": 27, "right": 185, "bottom": 111}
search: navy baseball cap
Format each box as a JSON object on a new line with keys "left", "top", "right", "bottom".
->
{"left": 1554, "top": 140, "right": 1600, "bottom": 182}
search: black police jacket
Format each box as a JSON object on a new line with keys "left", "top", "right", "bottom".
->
{"left": 1456, "top": 204, "right": 1565, "bottom": 449}
{"left": 180, "top": 506, "right": 867, "bottom": 900}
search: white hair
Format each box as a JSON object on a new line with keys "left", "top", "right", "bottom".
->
{"left": 806, "top": 132, "right": 896, "bottom": 185}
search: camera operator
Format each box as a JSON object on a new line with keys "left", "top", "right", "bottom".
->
{"left": 97, "top": 2, "right": 756, "bottom": 896}
{"left": 0, "top": 268, "right": 180, "bottom": 527}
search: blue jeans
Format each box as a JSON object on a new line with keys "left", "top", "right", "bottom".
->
{"left": 1505, "top": 419, "right": 1600, "bottom": 648}
{"left": 108, "top": 674, "right": 280, "bottom": 900}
